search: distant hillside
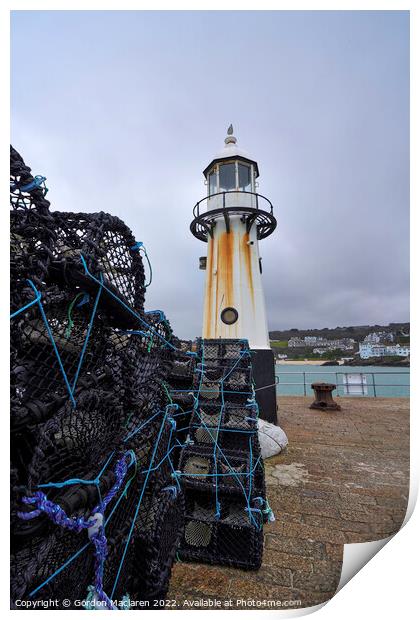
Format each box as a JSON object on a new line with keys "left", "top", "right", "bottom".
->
{"left": 269, "top": 323, "right": 410, "bottom": 343}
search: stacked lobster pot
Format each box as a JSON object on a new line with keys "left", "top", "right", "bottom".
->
{"left": 177, "top": 338, "right": 273, "bottom": 570}
{"left": 167, "top": 337, "right": 197, "bottom": 460}
{"left": 10, "top": 146, "right": 184, "bottom": 608}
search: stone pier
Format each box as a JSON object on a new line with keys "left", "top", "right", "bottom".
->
{"left": 167, "top": 396, "right": 409, "bottom": 609}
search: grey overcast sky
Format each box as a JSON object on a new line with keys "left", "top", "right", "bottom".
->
{"left": 11, "top": 11, "right": 409, "bottom": 339}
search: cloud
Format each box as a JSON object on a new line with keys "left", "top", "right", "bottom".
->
{"left": 11, "top": 11, "right": 409, "bottom": 339}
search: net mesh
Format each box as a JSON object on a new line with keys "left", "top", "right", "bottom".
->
{"left": 177, "top": 338, "right": 268, "bottom": 570}
{"left": 10, "top": 147, "right": 184, "bottom": 608}
{"left": 179, "top": 491, "right": 264, "bottom": 570}
{"left": 128, "top": 487, "right": 185, "bottom": 602}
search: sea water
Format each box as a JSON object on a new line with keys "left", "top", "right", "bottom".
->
{"left": 275, "top": 364, "right": 410, "bottom": 398}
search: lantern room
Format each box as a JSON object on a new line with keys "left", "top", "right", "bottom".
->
{"left": 203, "top": 127, "right": 259, "bottom": 210}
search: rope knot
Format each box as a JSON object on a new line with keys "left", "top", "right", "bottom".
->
{"left": 130, "top": 241, "right": 143, "bottom": 251}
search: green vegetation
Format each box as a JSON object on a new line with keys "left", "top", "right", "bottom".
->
{"left": 270, "top": 343, "right": 353, "bottom": 361}
{"left": 282, "top": 349, "right": 343, "bottom": 361}
{"left": 270, "top": 340, "right": 288, "bottom": 348}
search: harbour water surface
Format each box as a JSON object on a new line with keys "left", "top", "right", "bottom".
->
{"left": 275, "top": 364, "right": 410, "bottom": 398}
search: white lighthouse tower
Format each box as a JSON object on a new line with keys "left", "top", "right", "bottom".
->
{"left": 190, "top": 126, "right": 278, "bottom": 423}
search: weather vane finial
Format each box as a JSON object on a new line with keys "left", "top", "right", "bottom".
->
{"left": 225, "top": 124, "right": 237, "bottom": 145}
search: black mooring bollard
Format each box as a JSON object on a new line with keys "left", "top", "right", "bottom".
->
{"left": 310, "top": 382, "right": 341, "bottom": 411}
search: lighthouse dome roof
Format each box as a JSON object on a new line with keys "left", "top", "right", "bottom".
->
{"left": 203, "top": 127, "right": 259, "bottom": 178}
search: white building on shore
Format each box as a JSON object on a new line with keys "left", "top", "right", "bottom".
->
{"left": 363, "top": 331, "right": 395, "bottom": 344}
{"left": 289, "top": 336, "right": 356, "bottom": 349}
{"left": 359, "top": 343, "right": 410, "bottom": 359}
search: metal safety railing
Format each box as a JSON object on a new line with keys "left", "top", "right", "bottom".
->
{"left": 193, "top": 190, "right": 274, "bottom": 218}
{"left": 275, "top": 370, "right": 410, "bottom": 398}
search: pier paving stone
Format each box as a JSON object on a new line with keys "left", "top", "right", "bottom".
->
{"left": 167, "top": 396, "right": 409, "bottom": 609}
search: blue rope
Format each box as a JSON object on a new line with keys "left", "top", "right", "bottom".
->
{"left": 189, "top": 424, "right": 255, "bottom": 435}
{"left": 221, "top": 349, "right": 251, "bottom": 382}
{"left": 212, "top": 390, "right": 224, "bottom": 519}
{"left": 141, "top": 247, "right": 153, "bottom": 287}
{"left": 141, "top": 443, "right": 178, "bottom": 475}
{"left": 156, "top": 415, "right": 181, "bottom": 492}
{"left": 120, "top": 329, "right": 149, "bottom": 337}
{"left": 162, "top": 485, "right": 178, "bottom": 498}
{"left": 10, "top": 286, "right": 41, "bottom": 319}
{"left": 37, "top": 451, "right": 115, "bottom": 490}
{"left": 19, "top": 451, "right": 135, "bottom": 522}
{"left": 13, "top": 175, "right": 47, "bottom": 192}
{"left": 26, "top": 280, "right": 76, "bottom": 408}
{"left": 29, "top": 543, "right": 90, "bottom": 598}
{"left": 246, "top": 435, "right": 258, "bottom": 529}
{"left": 20, "top": 451, "right": 135, "bottom": 605}
{"left": 76, "top": 292, "right": 90, "bottom": 307}
{"left": 131, "top": 243, "right": 152, "bottom": 287}
{"left": 71, "top": 273, "right": 103, "bottom": 395}
{"left": 110, "top": 408, "right": 171, "bottom": 598}
{"left": 188, "top": 341, "right": 261, "bottom": 527}
{"left": 123, "top": 408, "right": 164, "bottom": 443}
{"left": 27, "top": 470, "right": 136, "bottom": 599}
{"left": 79, "top": 255, "right": 197, "bottom": 357}
{"left": 130, "top": 241, "right": 143, "bottom": 251}
{"left": 145, "top": 309, "right": 165, "bottom": 322}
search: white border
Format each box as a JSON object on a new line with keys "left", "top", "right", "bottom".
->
{"left": 1, "top": 3, "right": 417, "bottom": 618}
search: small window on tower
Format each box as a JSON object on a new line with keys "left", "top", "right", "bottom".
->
{"left": 209, "top": 170, "right": 217, "bottom": 195}
{"left": 238, "top": 163, "right": 251, "bottom": 191}
{"left": 219, "top": 163, "right": 236, "bottom": 191}
{"left": 221, "top": 307, "right": 239, "bottom": 325}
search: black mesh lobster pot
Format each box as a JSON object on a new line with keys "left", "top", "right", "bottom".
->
{"left": 189, "top": 402, "right": 258, "bottom": 452}
{"left": 24, "top": 388, "right": 125, "bottom": 494}
{"left": 10, "top": 146, "right": 57, "bottom": 315}
{"left": 179, "top": 490, "right": 263, "bottom": 570}
{"left": 11, "top": 527, "right": 94, "bottom": 608}
{"left": 126, "top": 487, "right": 185, "bottom": 603}
{"left": 109, "top": 327, "right": 173, "bottom": 412}
{"left": 125, "top": 414, "right": 178, "bottom": 492}
{"left": 10, "top": 286, "right": 122, "bottom": 409}
{"left": 176, "top": 337, "right": 268, "bottom": 571}
{"left": 178, "top": 440, "right": 264, "bottom": 496}
{"left": 167, "top": 338, "right": 196, "bottom": 397}
{"left": 43, "top": 210, "right": 146, "bottom": 325}
{"left": 12, "top": 451, "right": 140, "bottom": 608}
{"left": 196, "top": 338, "right": 251, "bottom": 366}
{"left": 195, "top": 379, "right": 253, "bottom": 406}
{"left": 195, "top": 359, "right": 253, "bottom": 386}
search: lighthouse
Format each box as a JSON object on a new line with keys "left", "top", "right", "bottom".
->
{"left": 190, "top": 126, "right": 278, "bottom": 424}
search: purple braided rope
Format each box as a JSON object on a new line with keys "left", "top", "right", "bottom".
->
{"left": 18, "top": 451, "right": 134, "bottom": 523}
{"left": 17, "top": 451, "right": 135, "bottom": 609}
{"left": 93, "top": 451, "right": 132, "bottom": 514}
{"left": 91, "top": 527, "right": 115, "bottom": 609}
{"left": 18, "top": 492, "right": 95, "bottom": 530}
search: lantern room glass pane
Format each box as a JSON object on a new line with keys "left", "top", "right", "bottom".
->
{"left": 209, "top": 170, "right": 217, "bottom": 195}
{"left": 219, "top": 163, "right": 236, "bottom": 191}
{"left": 238, "top": 163, "right": 251, "bottom": 191}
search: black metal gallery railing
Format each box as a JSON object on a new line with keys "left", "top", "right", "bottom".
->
{"left": 193, "top": 190, "right": 274, "bottom": 218}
